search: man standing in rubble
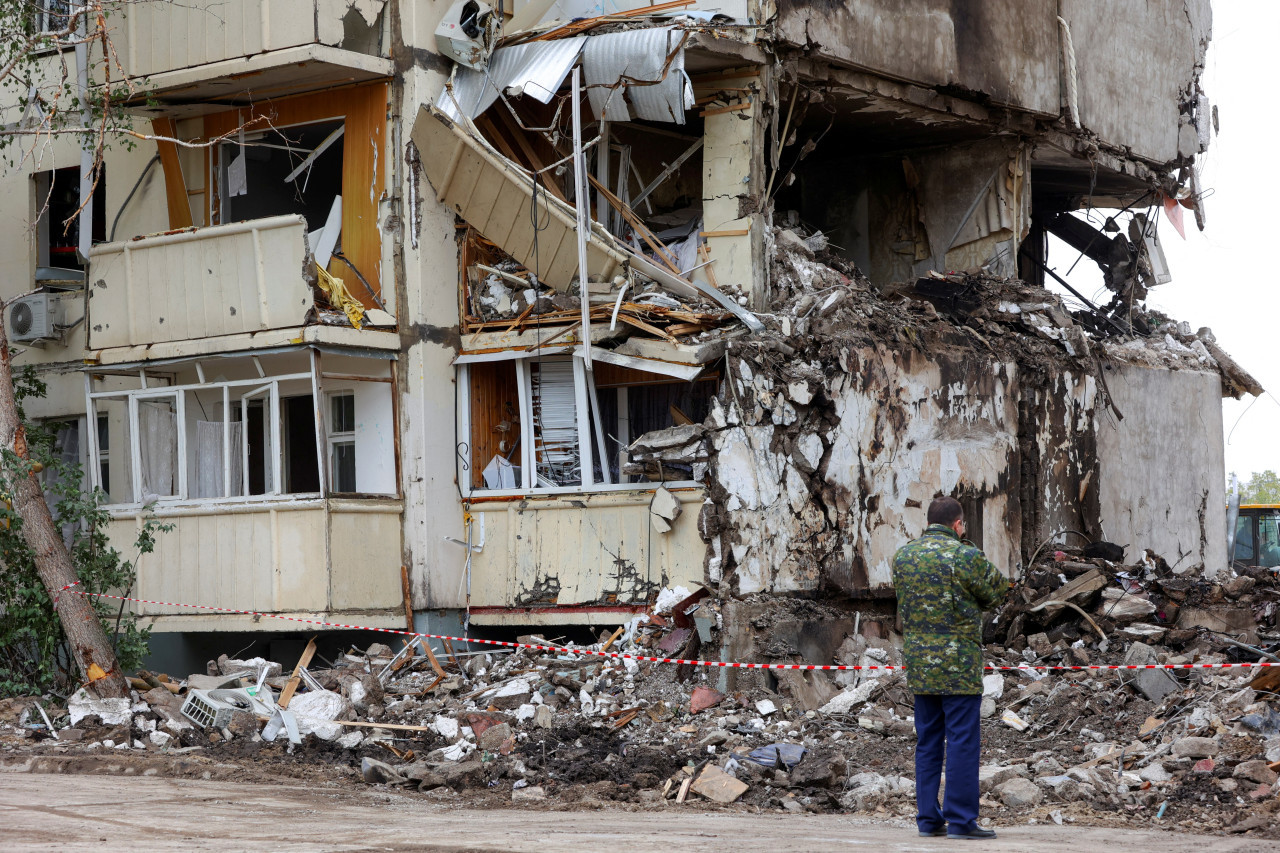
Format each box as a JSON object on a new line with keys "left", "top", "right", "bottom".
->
{"left": 892, "top": 496, "right": 1007, "bottom": 840}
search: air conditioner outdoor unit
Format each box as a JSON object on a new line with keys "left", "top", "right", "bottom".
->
{"left": 435, "top": 0, "right": 500, "bottom": 70}
{"left": 9, "top": 291, "right": 63, "bottom": 344}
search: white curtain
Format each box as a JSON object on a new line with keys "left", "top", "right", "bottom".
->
{"left": 138, "top": 401, "right": 177, "bottom": 499}
{"left": 194, "top": 420, "right": 244, "bottom": 498}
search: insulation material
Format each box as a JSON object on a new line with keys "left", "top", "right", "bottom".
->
{"left": 438, "top": 37, "right": 587, "bottom": 121}
{"left": 581, "top": 26, "right": 694, "bottom": 124}
{"left": 316, "top": 265, "right": 366, "bottom": 329}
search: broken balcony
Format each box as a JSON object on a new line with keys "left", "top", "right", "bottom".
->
{"left": 112, "top": 0, "right": 392, "bottom": 114}
{"left": 87, "top": 349, "right": 404, "bottom": 632}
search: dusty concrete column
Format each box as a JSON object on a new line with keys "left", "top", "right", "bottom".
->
{"left": 700, "top": 68, "right": 767, "bottom": 308}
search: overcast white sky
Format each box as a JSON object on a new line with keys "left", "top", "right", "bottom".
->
{"left": 1045, "top": 2, "right": 1278, "bottom": 484}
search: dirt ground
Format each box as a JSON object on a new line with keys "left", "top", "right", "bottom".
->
{"left": 1, "top": 770, "right": 1276, "bottom": 853}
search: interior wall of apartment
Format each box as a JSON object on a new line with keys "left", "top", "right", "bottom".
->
{"left": 701, "top": 70, "right": 766, "bottom": 305}
{"left": 781, "top": 138, "right": 1027, "bottom": 285}
{"left": 1095, "top": 362, "right": 1227, "bottom": 574}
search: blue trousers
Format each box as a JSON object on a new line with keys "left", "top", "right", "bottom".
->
{"left": 913, "top": 694, "right": 981, "bottom": 833}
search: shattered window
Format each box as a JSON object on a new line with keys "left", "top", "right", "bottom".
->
{"left": 531, "top": 359, "right": 581, "bottom": 488}
{"left": 219, "top": 120, "right": 344, "bottom": 231}
{"left": 34, "top": 166, "right": 105, "bottom": 273}
{"left": 463, "top": 357, "right": 713, "bottom": 494}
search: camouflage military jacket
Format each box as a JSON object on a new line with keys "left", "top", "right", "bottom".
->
{"left": 892, "top": 524, "right": 1007, "bottom": 695}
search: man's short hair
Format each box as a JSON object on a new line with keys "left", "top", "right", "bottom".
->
{"left": 927, "top": 496, "right": 964, "bottom": 527}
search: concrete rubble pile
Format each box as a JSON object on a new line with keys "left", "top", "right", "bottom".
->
{"left": 2, "top": 566, "right": 1278, "bottom": 837}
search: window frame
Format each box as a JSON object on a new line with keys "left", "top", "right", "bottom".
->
{"left": 327, "top": 390, "right": 357, "bottom": 493}
{"left": 87, "top": 371, "right": 311, "bottom": 508}
{"left": 456, "top": 353, "right": 704, "bottom": 499}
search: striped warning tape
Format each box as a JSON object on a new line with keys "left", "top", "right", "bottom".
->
{"left": 55, "top": 582, "right": 1278, "bottom": 673}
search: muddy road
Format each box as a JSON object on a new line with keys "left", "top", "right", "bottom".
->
{"left": 1, "top": 772, "right": 1276, "bottom": 853}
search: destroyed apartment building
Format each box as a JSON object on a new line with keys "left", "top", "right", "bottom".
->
{"left": 0, "top": 0, "right": 1262, "bottom": 677}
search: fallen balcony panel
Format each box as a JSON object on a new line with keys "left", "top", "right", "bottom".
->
{"left": 412, "top": 105, "right": 626, "bottom": 293}
{"left": 87, "top": 215, "right": 316, "bottom": 352}
{"left": 411, "top": 104, "right": 763, "bottom": 332}
{"left": 460, "top": 488, "right": 706, "bottom": 610}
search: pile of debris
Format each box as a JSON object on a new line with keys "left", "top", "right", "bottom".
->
{"left": 3, "top": 567, "right": 1279, "bottom": 836}
{"left": 460, "top": 229, "right": 741, "bottom": 348}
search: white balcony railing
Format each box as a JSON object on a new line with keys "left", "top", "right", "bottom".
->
{"left": 88, "top": 215, "right": 315, "bottom": 352}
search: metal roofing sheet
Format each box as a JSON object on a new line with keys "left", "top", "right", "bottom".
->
{"left": 438, "top": 36, "right": 587, "bottom": 121}
{"left": 581, "top": 26, "right": 693, "bottom": 124}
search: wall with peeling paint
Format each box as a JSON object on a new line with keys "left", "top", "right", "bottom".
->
{"left": 465, "top": 489, "right": 707, "bottom": 612}
{"left": 708, "top": 344, "right": 1032, "bottom": 598}
{"left": 1095, "top": 363, "right": 1226, "bottom": 573}
{"left": 395, "top": 1, "right": 475, "bottom": 612}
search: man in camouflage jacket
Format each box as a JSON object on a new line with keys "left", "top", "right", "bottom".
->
{"left": 892, "top": 496, "right": 1008, "bottom": 840}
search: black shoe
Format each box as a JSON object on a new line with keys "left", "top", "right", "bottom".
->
{"left": 948, "top": 826, "right": 997, "bottom": 840}
{"left": 918, "top": 827, "right": 946, "bottom": 837}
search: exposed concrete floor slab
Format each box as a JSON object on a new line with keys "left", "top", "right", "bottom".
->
{"left": 1, "top": 774, "right": 1276, "bottom": 853}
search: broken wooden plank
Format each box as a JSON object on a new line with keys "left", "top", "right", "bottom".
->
{"left": 675, "top": 776, "right": 692, "bottom": 803}
{"left": 618, "top": 313, "right": 680, "bottom": 344}
{"left": 690, "top": 765, "right": 748, "bottom": 803}
{"left": 587, "top": 174, "right": 680, "bottom": 273}
{"left": 278, "top": 636, "right": 318, "bottom": 710}
{"left": 632, "top": 137, "right": 703, "bottom": 210}
{"left": 325, "top": 719, "right": 436, "bottom": 733}
{"left": 528, "top": 0, "right": 694, "bottom": 42}
{"left": 700, "top": 101, "right": 751, "bottom": 117}
{"left": 611, "top": 709, "right": 640, "bottom": 731}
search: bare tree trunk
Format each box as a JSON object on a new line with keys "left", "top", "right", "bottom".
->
{"left": 0, "top": 322, "right": 128, "bottom": 699}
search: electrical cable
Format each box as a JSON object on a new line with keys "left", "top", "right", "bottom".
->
{"left": 109, "top": 154, "right": 160, "bottom": 241}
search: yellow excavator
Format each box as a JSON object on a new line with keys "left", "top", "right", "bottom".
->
{"left": 1230, "top": 503, "right": 1280, "bottom": 569}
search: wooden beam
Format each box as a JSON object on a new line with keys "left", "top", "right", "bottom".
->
{"left": 700, "top": 101, "right": 751, "bottom": 117}
{"left": 277, "top": 636, "right": 318, "bottom": 709}
{"left": 587, "top": 174, "right": 680, "bottom": 273}
{"left": 151, "top": 117, "right": 193, "bottom": 230}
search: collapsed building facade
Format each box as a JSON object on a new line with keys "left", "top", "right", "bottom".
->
{"left": 0, "top": 0, "right": 1259, "bottom": 667}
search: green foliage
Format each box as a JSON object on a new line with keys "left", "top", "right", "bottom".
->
{"left": 0, "top": 365, "right": 170, "bottom": 697}
{"left": 1236, "top": 470, "right": 1280, "bottom": 505}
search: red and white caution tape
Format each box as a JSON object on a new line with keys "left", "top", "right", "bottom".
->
{"left": 55, "top": 582, "right": 1278, "bottom": 673}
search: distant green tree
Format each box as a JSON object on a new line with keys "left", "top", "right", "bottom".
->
{"left": 1239, "top": 470, "right": 1280, "bottom": 504}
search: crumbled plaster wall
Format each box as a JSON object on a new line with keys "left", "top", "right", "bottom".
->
{"left": 694, "top": 238, "right": 1227, "bottom": 603}
{"left": 702, "top": 337, "right": 1110, "bottom": 598}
